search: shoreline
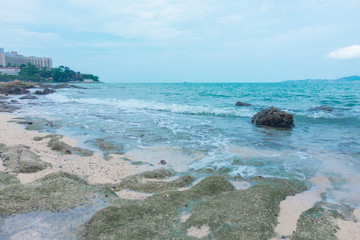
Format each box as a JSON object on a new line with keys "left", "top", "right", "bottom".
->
{"left": 0, "top": 113, "right": 152, "bottom": 185}
{"left": 0, "top": 84, "right": 359, "bottom": 239}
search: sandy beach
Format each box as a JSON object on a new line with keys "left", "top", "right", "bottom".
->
{"left": 0, "top": 111, "right": 359, "bottom": 239}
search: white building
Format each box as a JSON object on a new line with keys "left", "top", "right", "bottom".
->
{"left": 0, "top": 67, "right": 21, "bottom": 75}
{"left": 0, "top": 48, "right": 52, "bottom": 69}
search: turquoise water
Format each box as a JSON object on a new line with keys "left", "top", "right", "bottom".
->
{"left": 17, "top": 82, "right": 360, "bottom": 206}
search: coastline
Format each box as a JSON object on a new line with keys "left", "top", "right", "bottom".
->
{"left": 0, "top": 82, "right": 359, "bottom": 239}
{"left": 0, "top": 113, "right": 151, "bottom": 185}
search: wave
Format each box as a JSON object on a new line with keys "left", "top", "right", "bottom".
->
{"left": 46, "top": 95, "right": 255, "bottom": 117}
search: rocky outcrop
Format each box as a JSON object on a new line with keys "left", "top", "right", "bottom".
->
{"left": 235, "top": 101, "right": 251, "bottom": 106}
{"left": 0, "top": 80, "right": 37, "bottom": 95}
{"left": 50, "top": 83, "right": 85, "bottom": 89}
{"left": 84, "top": 176, "right": 307, "bottom": 240}
{"left": 251, "top": 107, "right": 295, "bottom": 128}
{"left": 34, "top": 88, "right": 56, "bottom": 95}
{"left": 0, "top": 101, "right": 20, "bottom": 112}
{"left": 20, "top": 94, "right": 39, "bottom": 99}
{"left": 0, "top": 144, "right": 51, "bottom": 173}
{"left": 34, "top": 134, "right": 93, "bottom": 156}
{"left": 312, "top": 105, "right": 333, "bottom": 112}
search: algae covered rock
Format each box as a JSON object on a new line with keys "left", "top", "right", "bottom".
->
{"left": 0, "top": 172, "right": 20, "bottom": 190}
{"left": 113, "top": 169, "right": 195, "bottom": 193}
{"left": 0, "top": 144, "right": 51, "bottom": 173}
{"left": 0, "top": 172, "right": 109, "bottom": 217}
{"left": 40, "top": 135, "right": 93, "bottom": 156}
{"left": 291, "top": 203, "right": 348, "bottom": 240}
{"left": 83, "top": 176, "right": 307, "bottom": 240}
{"left": 252, "top": 107, "right": 295, "bottom": 128}
{"left": 94, "top": 138, "right": 124, "bottom": 152}
{"left": 189, "top": 175, "right": 235, "bottom": 196}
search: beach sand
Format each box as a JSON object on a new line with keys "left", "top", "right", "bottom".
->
{"left": 0, "top": 113, "right": 152, "bottom": 185}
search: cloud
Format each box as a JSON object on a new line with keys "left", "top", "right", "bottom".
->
{"left": 326, "top": 45, "right": 360, "bottom": 59}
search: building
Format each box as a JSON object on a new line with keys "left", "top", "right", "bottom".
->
{"left": 0, "top": 48, "right": 52, "bottom": 69}
{"left": 0, "top": 67, "right": 21, "bottom": 75}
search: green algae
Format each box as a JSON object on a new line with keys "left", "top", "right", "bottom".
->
{"left": 112, "top": 169, "right": 195, "bottom": 193}
{"left": 0, "top": 172, "right": 20, "bottom": 190}
{"left": 11, "top": 117, "right": 60, "bottom": 131}
{"left": 0, "top": 172, "right": 109, "bottom": 218}
{"left": 34, "top": 134, "right": 93, "bottom": 156}
{"left": 0, "top": 144, "right": 51, "bottom": 173}
{"left": 291, "top": 202, "right": 354, "bottom": 240}
{"left": 83, "top": 176, "right": 307, "bottom": 240}
{"left": 94, "top": 138, "right": 124, "bottom": 152}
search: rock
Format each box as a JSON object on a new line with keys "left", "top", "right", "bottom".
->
{"left": 94, "top": 138, "right": 124, "bottom": 152}
{"left": 0, "top": 172, "right": 112, "bottom": 217}
{"left": 0, "top": 80, "right": 36, "bottom": 95}
{"left": 235, "top": 101, "right": 251, "bottom": 106}
{"left": 0, "top": 101, "right": 20, "bottom": 112}
{"left": 112, "top": 169, "right": 194, "bottom": 193}
{"left": 312, "top": 105, "right": 333, "bottom": 112}
{"left": 47, "top": 135, "right": 93, "bottom": 156}
{"left": 34, "top": 88, "right": 56, "bottom": 95}
{"left": 160, "top": 160, "right": 167, "bottom": 165}
{"left": 84, "top": 176, "right": 307, "bottom": 240}
{"left": 50, "top": 83, "right": 85, "bottom": 89}
{"left": 0, "top": 144, "right": 51, "bottom": 173}
{"left": 251, "top": 107, "right": 295, "bottom": 128}
{"left": 20, "top": 94, "right": 39, "bottom": 99}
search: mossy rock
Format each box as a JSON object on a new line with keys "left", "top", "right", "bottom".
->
{"left": 0, "top": 172, "right": 111, "bottom": 218}
{"left": 0, "top": 144, "right": 51, "bottom": 173}
{"left": 291, "top": 203, "right": 343, "bottom": 240}
{"left": 83, "top": 176, "right": 307, "bottom": 240}
{"left": 46, "top": 135, "right": 93, "bottom": 156}
{"left": 112, "top": 169, "right": 195, "bottom": 193}
{"left": 0, "top": 172, "right": 20, "bottom": 190}
{"left": 12, "top": 117, "right": 60, "bottom": 131}
{"left": 94, "top": 138, "right": 124, "bottom": 152}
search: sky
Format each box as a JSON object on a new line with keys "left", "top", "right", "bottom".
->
{"left": 0, "top": 0, "right": 359, "bottom": 83}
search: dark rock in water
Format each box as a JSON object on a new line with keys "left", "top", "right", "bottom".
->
{"left": 235, "top": 101, "right": 251, "bottom": 106}
{"left": 251, "top": 107, "right": 294, "bottom": 128}
{"left": 160, "top": 160, "right": 167, "bottom": 165}
{"left": 34, "top": 88, "right": 56, "bottom": 95}
{"left": 20, "top": 94, "right": 39, "bottom": 100}
{"left": 50, "top": 83, "right": 86, "bottom": 89}
{"left": 312, "top": 105, "right": 333, "bottom": 112}
{"left": 0, "top": 102, "right": 20, "bottom": 112}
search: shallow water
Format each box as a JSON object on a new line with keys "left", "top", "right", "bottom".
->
{"left": 0, "top": 199, "right": 106, "bottom": 240}
{"left": 16, "top": 82, "right": 360, "bottom": 207}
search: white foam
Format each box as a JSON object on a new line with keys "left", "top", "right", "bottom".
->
{"left": 229, "top": 165, "right": 258, "bottom": 178}
{"left": 47, "top": 96, "right": 255, "bottom": 117}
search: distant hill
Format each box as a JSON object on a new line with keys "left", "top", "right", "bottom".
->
{"left": 283, "top": 75, "right": 360, "bottom": 83}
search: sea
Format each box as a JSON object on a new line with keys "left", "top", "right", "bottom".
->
{"left": 15, "top": 82, "right": 360, "bottom": 207}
